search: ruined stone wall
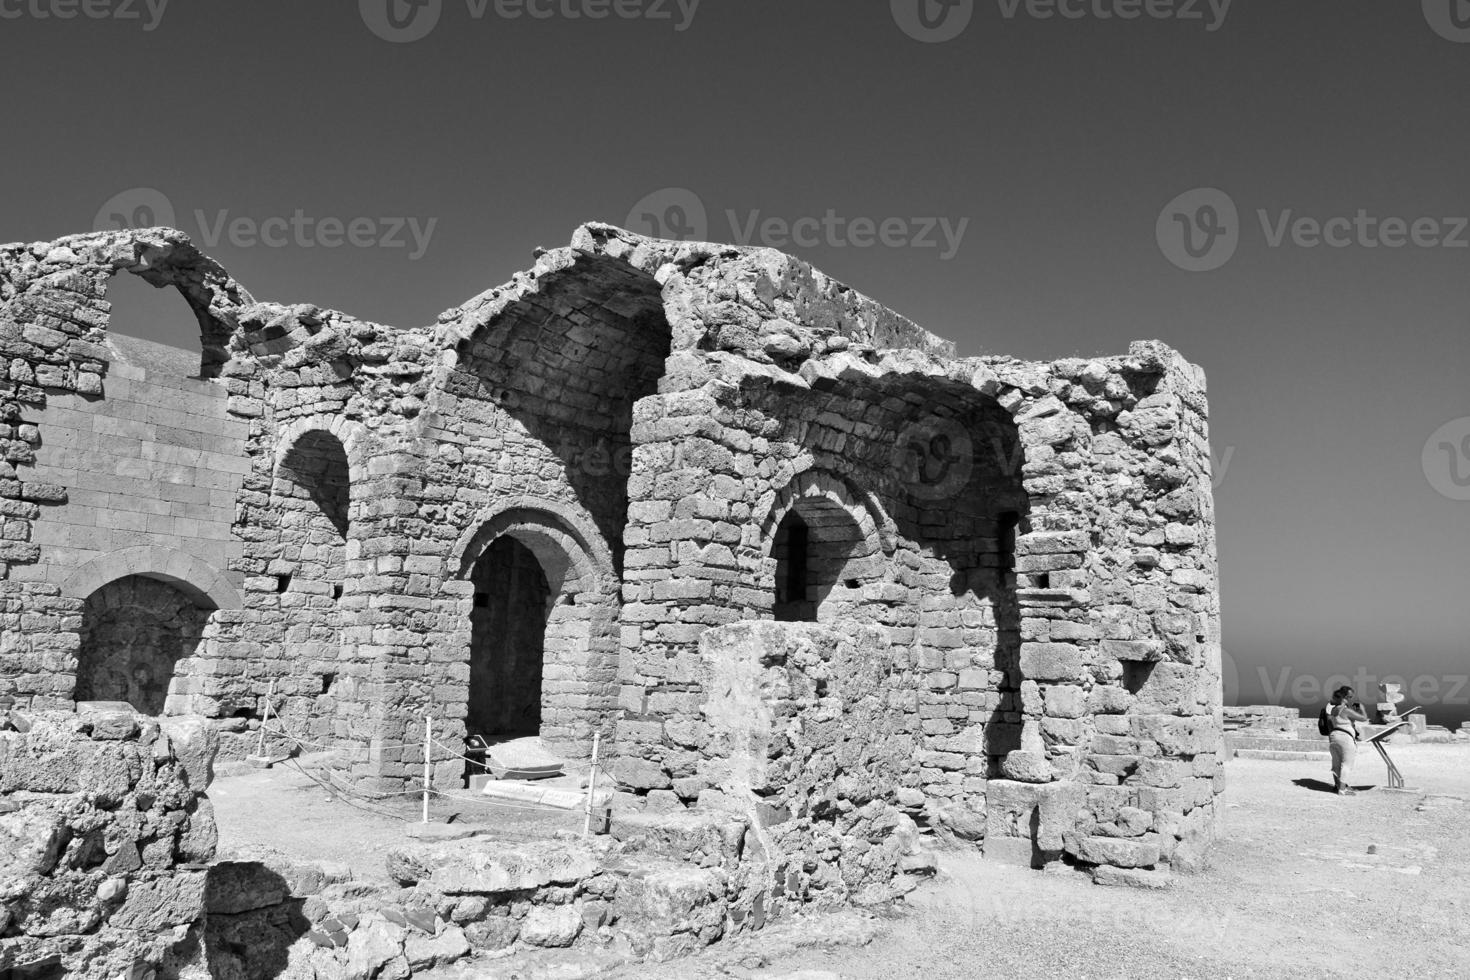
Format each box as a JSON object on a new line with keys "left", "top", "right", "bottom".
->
{"left": 614, "top": 370, "right": 1027, "bottom": 835}
{"left": 0, "top": 233, "right": 250, "bottom": 717}
{"left": 0, "top": 707, "right": 219, "bottom": 979}
{"left": 694, "top": 621, "right": 929, "bottom": 909}
{"left": 0, "top": 222, "right": 1224, "bottom": 876}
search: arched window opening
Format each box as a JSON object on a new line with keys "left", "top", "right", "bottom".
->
{"left": 772, "top": 497, "right": 872, "bottom": 622}
{"left": 275, "top": 430, "right": 350, "bottom": 593}
{"left": 76, "top": 575, "right": 211, "bottom": 714}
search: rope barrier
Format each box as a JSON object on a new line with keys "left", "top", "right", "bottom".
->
{"left": 246, "top": 693, "right": 619, "bottom": 827}
{"left": 428, "top": 733, "right": 606, "bottom": 774}
{"left": 425, "top": 788, "right": 575, "bottom": 813}
{"left": 285, "top": 759, "right": 416, "bottom": 822}
{"left": 259, "top": 718, "right": 421, "bottom": 754}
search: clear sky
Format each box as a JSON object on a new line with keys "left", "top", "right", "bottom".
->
{"left": 3, "top": 0, "right": 1467, "bottom": 725}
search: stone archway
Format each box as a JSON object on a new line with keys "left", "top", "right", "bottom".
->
{"left": 761, "top": 470, "right": 890, "bottom": 623}
{"left": 76, "top": 575, "right": 214, "bottom": 714}
{"left": 454, "top": 503, "right": 619, "bottom": 757}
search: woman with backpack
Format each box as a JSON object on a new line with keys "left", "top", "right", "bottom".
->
{"left": 1321, "top": 685, "right": 1370, "bottom": 795}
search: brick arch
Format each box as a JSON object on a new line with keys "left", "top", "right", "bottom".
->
{"left": 758, "top": 469, "right": 893, "bottom": 623}
{"left": 759, "top": 468, "right": 895, "bottom": 558}
{"left": 452, "top": 496, "right": 616, "bottom": 591}
{"left": 53, "top": 226, "right": 252, "bottom": 378}
{"left": 60, "top": 546, "right": 240, "bottom": 610}
{"left": 433, "top": 251, "right": 673, "bottom": 568}
{"left": 452, "top": 498, "right": 620, "bottom": 756}
{"left": 271, "top": 415, "right": 371, "bottom": 490}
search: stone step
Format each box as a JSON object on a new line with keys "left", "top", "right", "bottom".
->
{"left": 1234, "top": 749, "right": 1330, "bottom": 762}
{"left": 1227, "top": 736, "right": 1329, "bottom": 751}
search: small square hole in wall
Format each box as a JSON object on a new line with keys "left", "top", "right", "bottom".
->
{"left": 332, "top": 583, "right": 343, "bottom": 601}
{"left": 844, "top": 579, "right": 860, "bottom": 590}
{"left": 1036, "top": 573, "right": 1051, "bottom": 589}
{"left": 275, "top": 574, "right": 291, "bottom": 594}
{"left": 1122, "top": 660, "right": 1156, "bottom": 695}
{"left": 320, "top": 673, "right": 336, "bottom": 696}
{"left": 473, "top": 592, "right": 490, "bottom": 609}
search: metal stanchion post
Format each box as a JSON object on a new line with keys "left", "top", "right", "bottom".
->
{"left": 423, "top": 715, "right": 432, "bottom": 824}
{"left": 583, "top": 732, "right": 601, "bottom": 838}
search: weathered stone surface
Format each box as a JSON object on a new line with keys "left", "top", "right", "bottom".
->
{"left": 404, "top": 925, "right": 471, "bottom": 969}
{"left": 519, "top": 905, "right": 584, "bottom": 948}
{"left": 1092, "top": 865, "right": 1172, "bottom": 889}
{"left": 0, "top": 223, "right": 1222, "bottom": 943}
{"left": 111, "top": 872, "right": 208, "bottom": 930}
{"left": 203, "top": 861, "right": 291, "bottom": 914}
{"left": 158, "top": 715, "right": 219, "bottom": 792}
{"left": 386, "top": 838, "right": 598, "bottom": 894}
{"left": 1070, "top": 835, "right": 1161, "bottom": 869}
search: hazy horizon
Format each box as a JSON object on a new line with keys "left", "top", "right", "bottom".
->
{"left": 3, "top": 1, "right": 1467, "bottom": 729}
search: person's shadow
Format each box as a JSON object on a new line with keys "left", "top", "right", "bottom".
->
{"left": 1293, "top": 778, "right": 1373, "bottom": 794}
{"left": 1293, "top": 778, "right": 1338, "bottom": 794}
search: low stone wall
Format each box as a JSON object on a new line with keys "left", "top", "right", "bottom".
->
{"left": 0, "top": 706, "right": 218, "bottom": 979}
{"left": 689, "top": 622, "right": 931, "bottom": 910}
{"left": 1223, "top": 705, "right": 1299, "bottom": 734}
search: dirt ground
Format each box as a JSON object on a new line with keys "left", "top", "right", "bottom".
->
{"left": 211, "top": 744, "right": 1470, "bottom": 979}
{"left": 210, "top": 755, "right": 585, "bottom": 879}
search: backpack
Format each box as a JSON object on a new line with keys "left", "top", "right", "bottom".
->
{"left": 1317, "top": 706, "right": 1334, "bottom": 737}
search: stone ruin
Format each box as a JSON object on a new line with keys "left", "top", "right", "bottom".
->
{"left": 0, "top": 222, "right": 1226, "bottom": 974}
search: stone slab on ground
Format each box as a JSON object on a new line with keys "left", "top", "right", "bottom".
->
{"left": 485, "top": 737, "right": 566, "bottom": 780}
{"left": 387, "top": 836, "right": 600, "bottom": 894}
{"left": 479, "top": 779, "right": 611, "bottom": 811}
{"left": 405, "top": 823, "right": 492, "bottom": 842}
{"left": 1091, "top": 865, "right": 1172, "bottom": 890}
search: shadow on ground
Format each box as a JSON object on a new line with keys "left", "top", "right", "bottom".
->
{"left": 203, "top": 863, "right": 310, "bottom": 979}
